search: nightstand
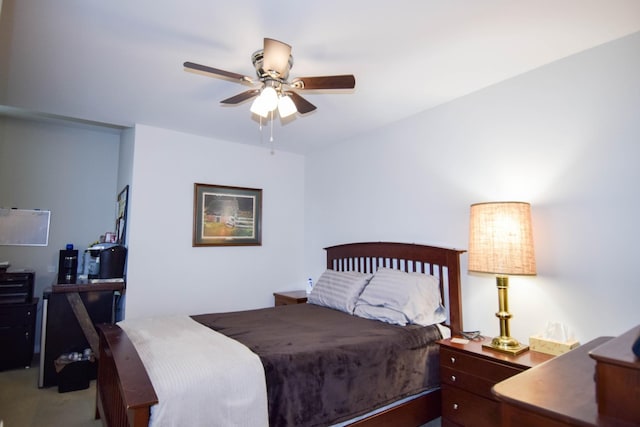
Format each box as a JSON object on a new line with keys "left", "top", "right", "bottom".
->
{"left": 438, "top": 336, "right": 553, "bottom": 427}
{"left": 273, "top": 290, "right": 308, "bottom": 306}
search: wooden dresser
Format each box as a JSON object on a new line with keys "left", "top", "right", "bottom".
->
{"left": 589, "top": 325, "right": 640, "bottom": 425}
{"left": 493, "top": 335, "right": 638, "bottom": 427}
{"left": 438, "top": 336, "right": 553, "bottom": 427}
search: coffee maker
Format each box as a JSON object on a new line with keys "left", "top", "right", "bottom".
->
{"left": 58, "top": 244, "right": 79, "bottom": 283}
{"left": 84, "top": 243, "right": 127, "bottom": 280}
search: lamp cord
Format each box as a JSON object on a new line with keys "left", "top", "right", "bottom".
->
{"left": 459, "top": 330, "right": 484, "bottom": 341}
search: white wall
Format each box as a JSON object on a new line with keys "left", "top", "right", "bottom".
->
{"left": 0, "top": 117, "right": 121, "bottom": 292}
{"left": 3, "top": 24, "right": 637, "bottom": 348}
{"left": 117, "top": 127, "right": 135, "bottom": 228}
{"left": 0, "top": 116, "right": 121, "bottom": 349}
{"left": 123, "top": 125, "right": 306, "bottom": 319}
{"left": 305, "top": 32, "right": 640, "bottom": 344}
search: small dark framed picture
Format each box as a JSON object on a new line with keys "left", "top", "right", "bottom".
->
{"left": 193, "top": 183, "right": 262, "bottom": 247}
{"left": 116, "top": 185, "right": 129, "bottom": 245}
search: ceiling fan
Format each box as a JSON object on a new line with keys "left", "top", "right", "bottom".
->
{"left": 184, "top": 38, "right": 356, "bottom": 119}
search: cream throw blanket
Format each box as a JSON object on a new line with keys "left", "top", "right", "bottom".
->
{"left": 118, "top": 316, "right": 268, "bottom": 427}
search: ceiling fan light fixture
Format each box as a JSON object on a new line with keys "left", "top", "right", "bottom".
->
{"left": 250, "top": 86, "right": 279, "bottom": 118}
{"left": 184, "top": 37, "right": 355, "bottom": 122}
{"left": 278, "top": 94, "right": 297, "bottom": 118}
{"left": 260, "top": 86, "right": 278, "bottom": 111}
{"left": 250, "top": 95, "right": 270, "bottom": 118}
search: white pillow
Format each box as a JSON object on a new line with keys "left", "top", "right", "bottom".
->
{"left": 354, "top": 267, "right": 446, "bottom": 326}
{"left": 353, "top": 304, "right": 409, "bottom": 326}
{"left": 307, "top": 269, "right": 373, "bottom": 314}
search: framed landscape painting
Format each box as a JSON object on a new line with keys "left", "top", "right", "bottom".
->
{"left": 193, "top": 183, "right": 262, "bottom": 246}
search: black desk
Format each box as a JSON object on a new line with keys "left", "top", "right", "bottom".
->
{"left": 38, "top": 280, "right": 124, "bottom": 388}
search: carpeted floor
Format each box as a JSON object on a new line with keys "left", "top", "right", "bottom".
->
{"left": 0, "top": 361, "right": 442, "bottom": 427}
{"left": 0, "top": 361, "right": 101, "bottom": 427}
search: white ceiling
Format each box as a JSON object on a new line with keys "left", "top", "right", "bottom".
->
{"left": 3, "top": 0, "right": 640, "bottom": 154}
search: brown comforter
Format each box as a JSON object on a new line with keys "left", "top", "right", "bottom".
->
{"left": 192, "top": 303, "right": 442, "bottom": 427}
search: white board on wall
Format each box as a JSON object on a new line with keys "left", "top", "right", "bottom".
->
{"left": 0, "top": 208, "right": 51, "bottom": 246}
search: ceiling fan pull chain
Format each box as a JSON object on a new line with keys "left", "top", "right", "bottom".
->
{"left": 270, "top": 111, "right": 276, "bottom": 154}
{"left": 270, "top": 110, "right": 274, "bottom": 143}
{"left": 257, "top": 115, "right": 264, "bottom": 145}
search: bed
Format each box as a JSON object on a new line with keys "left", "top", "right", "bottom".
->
{"left": 95, "top": 241, "right": 465, "bottom": 427}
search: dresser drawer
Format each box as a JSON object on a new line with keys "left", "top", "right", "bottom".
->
{"left": 0, "top": 271, "right": 34, "bottom": 303}
{"left": 440, "top": 347, "right": 522, "bottom": 383}
{"left": 441, "top": 365, "right": 499, "bottom": 400}
{"left": 0, "top": 330, "right": 35, "bottom": 369}
{"left": 0, "top": 304, "right": 37, "bottom": 328}
{"left": 442, "top": 383, "right": 500, "bottom": 427}
{"left": 0, "top": 326, "right": 32, "bottom": 344}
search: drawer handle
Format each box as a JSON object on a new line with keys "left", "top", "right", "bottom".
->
{"left": 453, "top": 403, "right": 459, "bottom": 410}
{"left": 450, "top": 375, "right": 456, "bottom": 382}
{"left": 450, "top": 356, "right": 456, "bottom": 364}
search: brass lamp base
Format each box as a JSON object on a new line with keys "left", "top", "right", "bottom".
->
{"left": 483, "top": 336, "right": 529, "bottom": 355}
{"left": 484, "top": 275, "right": 530, "bottom": 356}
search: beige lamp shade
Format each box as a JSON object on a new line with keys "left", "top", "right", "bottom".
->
{"left": 468, "top": 201, "right": 536, "bottom": 276}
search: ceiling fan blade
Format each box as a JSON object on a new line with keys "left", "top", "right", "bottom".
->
{"left": 286, "top": 91, "right": 317, "bottom": 114}
{"left": 220, "top": 89, "right": 260, "bottom": 105}
{"left": 262, "top": 38, "right": 292, "bottom": 77}
{"left": 184, "top": 61, "right": 253, "bottom": 84}
{"left": 290, "top": 75, "right": 356, "bottom": 90}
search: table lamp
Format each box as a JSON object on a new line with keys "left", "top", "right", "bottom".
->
{"left": 468, "top": 201, "right": 536, "bottom": 355}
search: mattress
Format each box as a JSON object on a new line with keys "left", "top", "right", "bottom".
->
{"left": 192, "top": 303, "right": 443, "bottom": 427}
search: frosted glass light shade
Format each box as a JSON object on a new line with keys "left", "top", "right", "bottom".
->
{"left": 260, "top": 87, "right": 278, "bottom": 111}
{"left": 250, "top": 96, "right": 269, "bottom": 118}
{"left": 468, "top": 202, "right": 536, "bottom": 276}
{"left": 250, "top": 87, "right": 279, "bottom": 118}
{"left": 278, "top": 95, "right": 297, "bottom": 118}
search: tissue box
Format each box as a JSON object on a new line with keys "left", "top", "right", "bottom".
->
{"left": 529, "top": 335, "right": 579, "bottom": 356}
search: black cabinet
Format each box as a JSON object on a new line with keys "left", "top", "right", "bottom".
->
{"left": 0, "top": 299, "right": 38, "bottom": 370}
{"left": 0, "top": 270, "right": 37, "bottom": 371}
{"left": 38, "top": 282, "right": 123, "bottom": 388}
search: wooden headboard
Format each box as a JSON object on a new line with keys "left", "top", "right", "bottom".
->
{"left": 325, "top": 242, "right": 465, "bottom": 335}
